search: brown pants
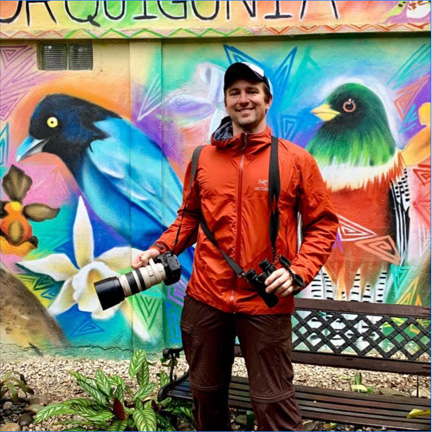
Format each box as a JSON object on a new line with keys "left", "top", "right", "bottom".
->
{"left": 180, "top": 295, "right": 302, "bottom": 431}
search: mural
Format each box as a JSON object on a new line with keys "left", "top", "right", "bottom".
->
{"left": 0, "top": 1, "right": 430, "bottom": 358}
{"left": 0, "top": 1, "right": 430, "bottom": 37}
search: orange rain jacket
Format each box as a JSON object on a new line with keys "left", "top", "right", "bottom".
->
{"left": 152, "top": 119, "right": 339, "bottom": 315}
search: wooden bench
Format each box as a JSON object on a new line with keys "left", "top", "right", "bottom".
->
{"left": 157, "top": 299, "right": 431, "bottom": 431}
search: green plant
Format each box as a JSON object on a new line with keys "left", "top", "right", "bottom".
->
{"left": 34, "top": 350, "right": 194, "bottom": 431}
{"left": 407, "top": 408, "right": 431, "bottom": 419}
{"left": 155, "top": 362, "right": 194, "bottom": 431}
{"left": 351, "top": 372, "right": 374, "bottom": 394}
{"left": 1, "top": 370, "right": 34, "bottom": 403}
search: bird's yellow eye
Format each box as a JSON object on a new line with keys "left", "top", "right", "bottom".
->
{"left": 343, "top": 99, "right": 356, "bottom": 113}
{"left": 47, "top": 117, "right": 58, "bottom": 128}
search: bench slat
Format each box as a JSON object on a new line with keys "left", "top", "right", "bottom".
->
{"left": 295, "top": 384, "right": 430, "bottom": 407}
{"left": 164, "top": 377, "right": 431, "bottom": 431}
{"left": 298, "top": 407, "right": 430, "bottom": 431}
{"left": 297, "top": 397, "right": 429, "bottom": 417}
{"left": 292, "top": 351, "right": 431, "bottom": 375}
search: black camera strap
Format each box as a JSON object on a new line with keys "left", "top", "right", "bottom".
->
{"left": 199, "top": 217, "right": 246, "bottom": 277}
{"left": 173, "top": 145, "right": 205, "bottom": 250}
{"left": 269, "top": 135, "right": 280, "bottom": 260}
{"left": 183, "top": 136, "right": 280, "bottom": 277}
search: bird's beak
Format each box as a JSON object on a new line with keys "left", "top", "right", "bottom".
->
{"left": 311, "top": 103, "right": 340, "bottom": 122}
{"left": 16, "top": 137, "right": 47, "bottom": 162}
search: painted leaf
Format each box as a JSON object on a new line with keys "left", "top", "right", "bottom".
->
{"left": 133, "top": 407, "right": 157, "bottom": 432}
{"left": 76, "top": 380, "right": 107, "bottom": 405}
{"left": 129, "top": 350, "right": 147, "bottom": 380}
{"left": 407, "top": 408, "right": 431, "bottom": 419}
{"left": 351, "top": 384, "right": 368, "bottom": 393}
{"left": 70, "top": 371, "right": 97, "bottom": 388}
{"left": 134, "top": 383, "right": 156, "bottom": 401}
{"left": 6, "top": 382, "right": 18, "bottom": 403}
{"left": 113, "top": 397, "right": 127, "bottom": 420}
{"left": 23, "top": 203, "right": 59, "bottom": 221}
{"left": 1, "top": 371, "right": 13, "bottom": 382}
{"left": 9, "top": 377, "right": 34, "bottom": 394}
{"left": 2, "top": 165, "right": 32, "bottom": 201}
{"left": 159, "top": 371, "right": 169, "bottom": 387}
{"left": 136, "top": 366, "right": 150, "bottom": 388}
{"left": 159, "top": 397, "right": 172, "bottom": 408}
{"left": 73, "top": 405, "right": 114, "bottom": 423}
{"left": 171, "top": 405, "right": 194, "bottom": 421}
{"left": 124, "top": 406, "right": 134, "bottom": 415}
{"left": 65, "top": 398, "right": 96, "bottom": 406}
{"left": 113, "top": 385, "right": 124, "bottom": 403}
{"left": 108, "top": 420, "right": 128, "bottom": 431}
{"left": 354, "top": 372, "right": 362, "bottom": 385}
{"left": 127, "top": 417, "right": 136, "bottom": 430}
{"left": 156, "top": 414, "right": 176, "bottom": 432}
{"left": 109, "top": 375, "right": 126, "bottom": 387}
{"left": 83, "top": 410, "right": 114, "bottom": 423}
{"left": 95, "top": 370, "right": 112, "bottom": 397}
{"left": 57, "top": 419, "right": 93, "bottom": 426}
{"left": 34, "top": 404, "right": 75, "bottom": 423}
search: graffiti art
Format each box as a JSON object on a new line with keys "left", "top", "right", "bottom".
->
{"left": 0, "top": 1, "right": 430, "bottom": 358}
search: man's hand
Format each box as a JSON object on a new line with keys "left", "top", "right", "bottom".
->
{"left": 265, "top": 268, "right": 295, "bottom": 298}
{"left": 132, "top": 248, "right": 161, "bottom": 269}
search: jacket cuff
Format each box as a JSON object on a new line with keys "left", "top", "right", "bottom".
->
{"left": 277, "top": 258, "right": 306, "bottom": 295}
{"left": 151, "top": 242, "right": 168, "bottom": 254}
{"left": 289, "top": 265, "right": 306, "bottom": 294}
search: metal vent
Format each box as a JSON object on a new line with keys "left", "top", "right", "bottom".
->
{"left": 41, "top": 44, "right": 67, "bottom": 70}
{"left": 69, "top": 44, "right": 93, "bottom": 70}
{"left": 40, "top": 43, "right": 93, "bottom": 71}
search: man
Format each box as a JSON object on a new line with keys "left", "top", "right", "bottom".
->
{"left": 133, "top": 62, "right": 339, "bottom": 431}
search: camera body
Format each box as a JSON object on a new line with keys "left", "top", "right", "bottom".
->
{"left": 157, "top": 252, "right": 182, "bottom": 285}
{"left": 94, "top": 251, "right": 181, "bottom": 310}
{"left": 244, "top": 259, "right": 279, "bottom": 308}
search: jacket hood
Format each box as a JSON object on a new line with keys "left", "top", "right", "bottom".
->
{"left": 211, "top": 116, "right": 272, "bottom": 152}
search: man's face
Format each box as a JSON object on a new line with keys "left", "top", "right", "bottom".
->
{"left": 224, "top": 80, "right": 272, "bottom": 135}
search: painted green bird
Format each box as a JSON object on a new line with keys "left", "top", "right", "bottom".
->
{"left": 306, "top": 83, "right": 410, "bottom": 302}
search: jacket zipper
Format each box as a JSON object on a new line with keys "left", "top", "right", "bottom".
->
{"left": 230, "top": 133, "right": 247, "bottom": 311}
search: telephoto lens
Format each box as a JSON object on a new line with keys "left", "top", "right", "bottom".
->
{"left": 94, "top": 252, "right": 181, "bottom": 310}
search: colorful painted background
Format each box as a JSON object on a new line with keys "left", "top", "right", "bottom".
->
{"left": 0, "top": 1, "right": 430, "bottom": 359}
{"left": 1, "top": 1, "right": 429, "bottom": 37}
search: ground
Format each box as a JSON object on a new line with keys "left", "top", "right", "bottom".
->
{"left": 1, "top": 352, "right": 430, "bottom": 431}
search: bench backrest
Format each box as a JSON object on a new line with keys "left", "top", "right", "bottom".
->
{"left": 291, "top": 299, "right": 431, "bottom": 376}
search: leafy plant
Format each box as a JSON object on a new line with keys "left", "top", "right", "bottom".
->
{"left": 351, "top": 372, "right": 374, "bottom": 394}
{"left": 1, "top": 370, "right": 34, "bottom": 403}
{"left": 34, "top": 350, "right": 194, "bottom": 431}
{"left": 407, "top": 408, "right": 431, "bottom": 419}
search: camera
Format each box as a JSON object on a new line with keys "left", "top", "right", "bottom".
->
{"left": 244, "top": 259, "right": 279, "bottom": 308}
{"left": 94, "top": 252, "right": 181, "bottom": 310}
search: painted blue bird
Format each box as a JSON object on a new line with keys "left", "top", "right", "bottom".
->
{"left": 16, "top": 94, "right": 194, "bottom": 278}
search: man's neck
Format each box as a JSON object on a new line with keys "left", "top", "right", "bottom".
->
{"left": 232, "top": 123, "right": 267, "bottom": 136}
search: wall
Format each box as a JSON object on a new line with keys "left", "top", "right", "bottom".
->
{"left": 0, "top": 1, "right": 430, "bottom": 359}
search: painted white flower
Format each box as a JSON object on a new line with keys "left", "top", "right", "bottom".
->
{"left": 19, "top": 196, "right": 141, "bottom": 321}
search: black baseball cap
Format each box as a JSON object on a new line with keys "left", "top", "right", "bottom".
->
{"left": 224, "top": 62, "right": 272, "bottom": 94}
